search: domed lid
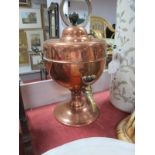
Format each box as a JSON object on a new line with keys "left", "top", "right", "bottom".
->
{"left": 60, "top": 25, "right": 89, "bottom": 42}
{"left": 43, "top": 7, "right": 107, "bottom": 63}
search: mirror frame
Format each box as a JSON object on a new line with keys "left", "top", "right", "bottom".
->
{"left": 60, "top": 0, "right": 92, "bottom": 27}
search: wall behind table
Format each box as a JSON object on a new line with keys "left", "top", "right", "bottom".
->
{"left": 92, "top": 0, "right": 117, "bottom": 24}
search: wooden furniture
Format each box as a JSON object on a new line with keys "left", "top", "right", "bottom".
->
{"left": 90, "top": 16, "right": 115, "bottom": 39}
{"left": 19, "top": 81, "right": 33, "bottom": 155}
{"left": 40, "top": 68, "right": 48, "bottom": 80}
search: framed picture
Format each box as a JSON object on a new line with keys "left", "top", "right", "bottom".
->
{"left": 19, "top": 47, "right": 29, "bottom": 65}
{"left": 19, "top": 30, "right": 27, "bottom": 48}
{"left": 30, "top": 53, "right": 42, "bottom": 70}
{"left": 26, "top": 30, "right": 44, "bottom": 52}
{"left": 19, "top": 30, "right": 29, "bottom": 65}
{"left": 19, "top": 0, "right": 31, "bottom": 7}
{"left": 41, "top": 4, "right": 49, "bottom": 28}
{"left": 19, "top": 8, "right": 42, "bottom": 29}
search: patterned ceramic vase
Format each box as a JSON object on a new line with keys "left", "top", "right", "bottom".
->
{"left": 110, "top": 0, "right": 135, "bottom": 113}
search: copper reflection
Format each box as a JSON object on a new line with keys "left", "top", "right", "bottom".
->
{"left": 43, "top": 26, "right": 106, "bottom": 126}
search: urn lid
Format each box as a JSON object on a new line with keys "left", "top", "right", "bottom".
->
{"left": 43, "top": 25, "right": 106, "bottom": 63}
{"left": 43, "top": 1, "right": 106, "bottom": 62}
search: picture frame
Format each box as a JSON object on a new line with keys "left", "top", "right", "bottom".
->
{"left": 26, "top": 30, "right": 44, "bottom": 52}
{"left": 19, "top": 30, "right": 27, "bottom": 48}
{"left": 41, "top": 4, "right": 49, "bottom": 28}
{"left": 30, "top": 53, "right": 42, "bottom": 70}
{"left": 41, "top": 4, "right": 49, "bottom": 40}
{"left": 19, "top": 0, "right": 31, "bottom": 7}
{"left": 19, "top": 8, "right": 42, "bottom": 29}
{"left": 19, "top": 47, "right": 29, "bottom": 65}
{"left": 19, "top": 30, "right": 29, "bottom": 65}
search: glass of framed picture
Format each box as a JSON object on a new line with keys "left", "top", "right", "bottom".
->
{"left": 26, "top": 30, "right": 44, "bottom": 52}
{"left": 19, "top": 8, "right": 42, "bottom": 29}
{"left": 30, "top": 53, "right": 42, "bottom": 70}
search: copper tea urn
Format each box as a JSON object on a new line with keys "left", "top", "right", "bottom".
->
{"left": 43, "top": 11, "right": 106, "bottom": 126}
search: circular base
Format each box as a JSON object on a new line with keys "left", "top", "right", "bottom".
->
{"left": 54, "top": 102, "right": 99, "bottom": 127}
{"left": 117, "top": 115, "right": 135, "bottom": 143}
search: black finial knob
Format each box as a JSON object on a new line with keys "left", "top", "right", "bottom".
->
{"left": 69, "top": 12, "right": 79, "bottom": 26}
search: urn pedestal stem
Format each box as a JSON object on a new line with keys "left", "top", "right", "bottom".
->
{"left": 54, "top": 88, "right": 99, "bottom": 127}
